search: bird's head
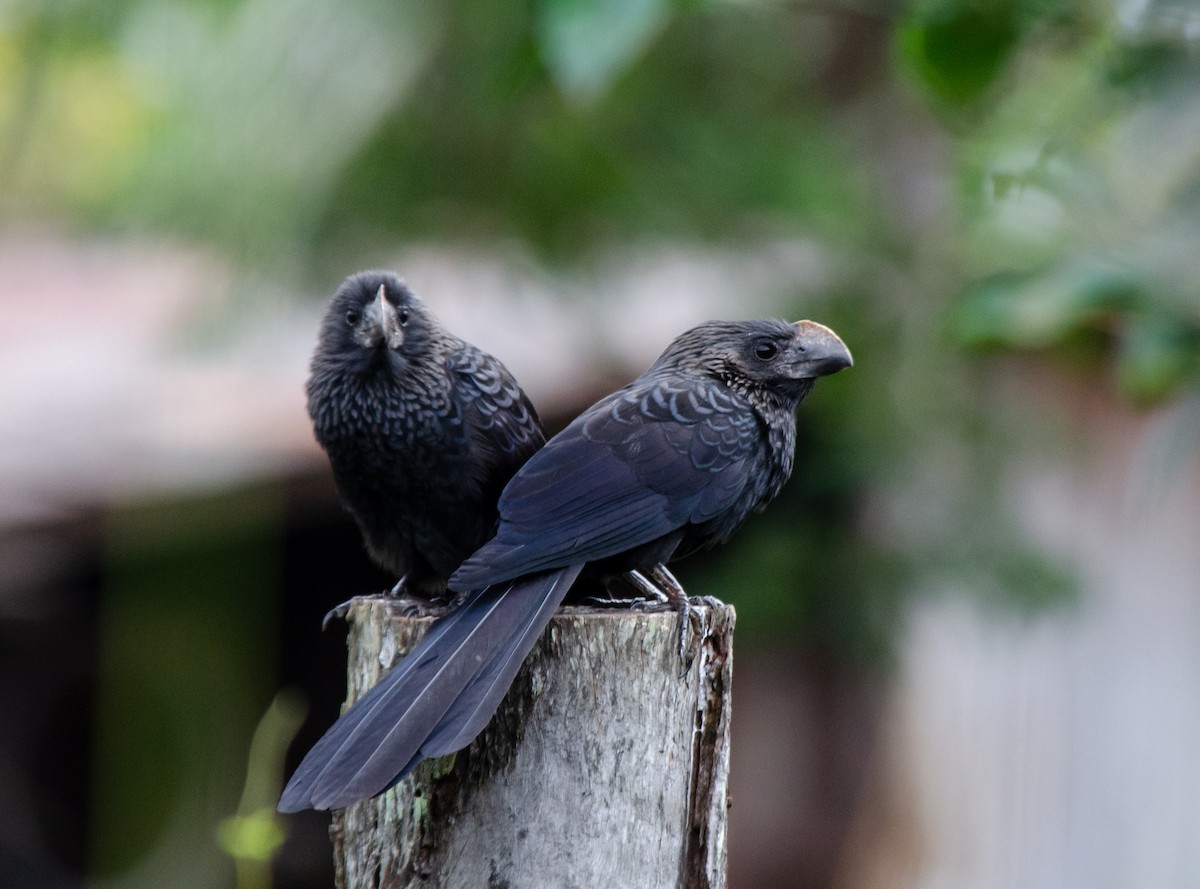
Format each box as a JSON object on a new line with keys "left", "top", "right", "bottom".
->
{"left": 317, "top": 271, "right": 431, "bottom": 364}
{"left": 655, "top": 318, "right": 853, "bottom": 402}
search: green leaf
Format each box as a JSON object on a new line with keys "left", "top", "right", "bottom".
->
{"left": 217, "top": 808, "right": 286, "bottom": 864}
{"left": 898, "top": 1, "right": 1022, "bottom": 106}
{"left": 955, "top": 261, "right": 1137, "bottom": 349}
{"left": 1116, "top": 312, "right": 1200, "bottom": 404}
{"left": 537, "top": 0, "right": 671, "bottom": 105}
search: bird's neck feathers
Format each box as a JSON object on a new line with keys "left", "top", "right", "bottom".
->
{"left": 713, "top": 363, "right": 802, "bottom": 502}
{"left": 715, "top": 363, "right": 813, "bottom": 415}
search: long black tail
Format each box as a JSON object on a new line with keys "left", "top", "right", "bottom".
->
{"left": 279, "top": 565, "right": 582, "bottom": 812}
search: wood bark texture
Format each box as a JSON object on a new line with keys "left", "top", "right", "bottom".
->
{"left": 330, "top": 598, "right": 735, "bottom": 889}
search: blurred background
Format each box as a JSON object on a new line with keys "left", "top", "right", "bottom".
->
{"left": 2, "top": 0, "right": 1199, "bottom": 886}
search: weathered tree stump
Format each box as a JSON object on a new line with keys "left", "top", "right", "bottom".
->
{"left": 329, "top": 598, "right": 736, "bottom": 889}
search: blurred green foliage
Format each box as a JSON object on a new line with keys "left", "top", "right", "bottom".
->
{"left": 910, "top": 0, "right": 1200, "bottom": 402}
{"left": 217, "top": 690, "right": 306, "bottom": 889}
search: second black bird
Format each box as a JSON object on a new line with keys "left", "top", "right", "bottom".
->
{"left": 282, "top": 317, "right": 852, "bottom": 811}
{"left": 306, "top": 270, "right": 544, "bottom": 600}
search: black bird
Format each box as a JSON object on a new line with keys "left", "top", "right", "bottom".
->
{"left": 280, "top": 318, "right": 852, "bottom": 811}
{"left": 306, "top": 270, "right": 544, "bottom": 600}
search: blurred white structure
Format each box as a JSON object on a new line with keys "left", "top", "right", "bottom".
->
{"left": 845, "top": 390, "right": 1200, "bottom": 889}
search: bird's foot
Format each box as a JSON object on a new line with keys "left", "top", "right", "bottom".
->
{"left": 586, "top": 567, "right": 704, "bottom": 669}
{"left": 321, "top": 576, "right": 459, "bottom": 629}
{"left": 583, "top": 567, "right": 674, "bottom": 610}
{"left": 580, "top": 594, "right": 658, "bottom": 610}
{"left": 581, "top": 578, "right": 670, "bottom": 611}
{"left": 628, "top": 565, "right": 701, "bottom": 671}
{"left": 383, "top": 576, "right": 461, "bottom": 617}
{"left": 402, "top": 590, "right": 467, "bottom": 618}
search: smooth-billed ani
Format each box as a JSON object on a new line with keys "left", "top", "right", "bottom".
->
{"left": 306, "top": 270, "right": 544, "bottom": 599}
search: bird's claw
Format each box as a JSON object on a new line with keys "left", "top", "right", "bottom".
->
{"left": 321, "top": 597, "right": 361, "bottom": 631}
{"left": 673, "top": 599, "right": 697, "bottom": 671}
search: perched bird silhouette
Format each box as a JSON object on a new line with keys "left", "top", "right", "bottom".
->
{"left": 306, "top": 270, "right": 544, "bottom": 601}
{"left": 280, "top": 317, "right": 852, "bottom": 812}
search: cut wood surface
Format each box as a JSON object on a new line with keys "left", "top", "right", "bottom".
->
{"left": 331, "top": 598, "right": 736, "bottom": 889}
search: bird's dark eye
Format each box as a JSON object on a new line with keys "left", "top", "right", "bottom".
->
{"left": 345, "top": 309, "right": 361, "bottom": 326}
{"left": 753, "top": 340, "right": 779, "bottom": 360}
{"left": 398, "top": 309, "right": 410, "bottom": 326}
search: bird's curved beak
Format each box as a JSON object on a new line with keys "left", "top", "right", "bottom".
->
{"left": 373, "top": 284, "right": 405, "bottom": 350}
{"left": 792, "top": 320, "right": 853, "bottom": 377}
